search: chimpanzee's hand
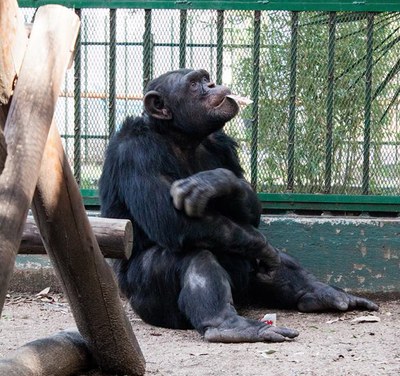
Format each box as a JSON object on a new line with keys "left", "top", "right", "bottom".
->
{"left": 170, "top": 168, "right": 240, "bottom": 217}
{"left": 297, "top": 281, "right": 379, "bottom": 312}
{"left": 255, "top": 243, "right": 281, "bottom": 281}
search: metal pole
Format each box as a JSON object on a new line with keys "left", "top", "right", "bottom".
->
{"left": 216, "top": 10, "right": 224, "bottom": 85}
{"left": 74, "top": 8, "right": 82, "bottom": 186}
{"left": 251, "top": 10, "right": 261, "bottom": 190}
{"left": 325, "top": 11, "right": 336, "bottom": 193}
{"left": 109, "top": 8, "right": 117, "bottom": 137}
{"left": 363, "top": 12, "right": 374, "bottom": 195}
{"left": 143, "top": 9, "right": 152, "bottom": 90}
{"left": 287, "top": 11, "right": 298, "bottom": 192}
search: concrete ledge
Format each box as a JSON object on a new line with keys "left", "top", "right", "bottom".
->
{"left": 10, "top": 268, "right": 62, "bottom": 294}
{"left": 10, "top": 215, "right": 400, "bottom": 294}
{"left": 260, "top": 215, "right": 400, "bottom": 293}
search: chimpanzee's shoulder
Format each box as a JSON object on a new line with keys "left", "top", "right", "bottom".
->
{"left": 107, "top": 115, "right": 173, "bottom": 171}
{"left": 110, "top": 115, "right": 164, "bottom": 150}
{"left": 116, "top": 115, "right": 150, "bottom": 138}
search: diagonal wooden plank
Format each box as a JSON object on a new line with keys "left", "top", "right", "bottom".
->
{"left": 0, "top": 2, "right": 145, "bottom": 374}
{"left": 28, "top": 6, "right": 144, "bottom": 374}
{"left": 0, "top": 2, "right": 78, "bottom": 314}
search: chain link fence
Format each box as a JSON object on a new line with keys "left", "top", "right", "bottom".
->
{"left": 20, "top": 6, "right": 400, "bottom": 208}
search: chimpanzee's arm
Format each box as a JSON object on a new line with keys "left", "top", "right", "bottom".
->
{"left": 170, "top": 168, "right": 261, "bottom": 226}
{"left": 171, "top": 131, "right": 262, "bottom": 226}
{"left": 109, "top": 132, "right": 279, "bottom": 271}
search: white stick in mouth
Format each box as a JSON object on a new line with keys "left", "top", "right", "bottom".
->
{"left": 226, "top": 94, "right": 253, "bottom": 106}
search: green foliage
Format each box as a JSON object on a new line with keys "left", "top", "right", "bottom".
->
{"left": 228, "top": 11, "right": 400, "bottom": 195}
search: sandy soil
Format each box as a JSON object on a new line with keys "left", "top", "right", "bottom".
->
{"left": 0, "top": 292, "right": 399, "bottom": 376}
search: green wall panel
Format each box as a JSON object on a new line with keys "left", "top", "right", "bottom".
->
{"left": 259, "top": 215, "right": 400, "bottom": 293}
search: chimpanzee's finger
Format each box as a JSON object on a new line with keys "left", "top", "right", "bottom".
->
{"left": 347, "top": 293, "right": 379, "bottom": 311}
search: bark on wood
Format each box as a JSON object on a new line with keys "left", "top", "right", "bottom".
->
{"left": 21, "top": 216, "right": 133, "bottom": 259}
{"left": 0, "top": 0, "right": 27, "bottom": 110}
{"left": 0, "top": 128, "right": 6, "bottom": 172}
{"left": 0, "top": 3, "right": 79, "bottom": 314}
{"left": 0, "top": 330, "right": 96, "bottom": 376}
{"left": 0, "top": 0, "right": 27, "bottom": 311}
{"left": 0, "top": 0, "right": 27, "bottom": 174}
{"left": 32, "top": 118, "right": 146, "bottom": 376}
{"left": 0, "top": 3, "right": 145, "bottom": 374}
{"left": 28, "top": 6, "right": 145, "bottom": 369}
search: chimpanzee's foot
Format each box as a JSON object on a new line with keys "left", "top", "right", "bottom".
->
{"left": 203, "top": 315, "right": 299, "bottom": 343}
{"left": 297, "top": 282, "right": 379, "bottom": 312}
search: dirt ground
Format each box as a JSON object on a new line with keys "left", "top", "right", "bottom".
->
{"left": 0, "top": 291, "right": 399, "bottom": 376}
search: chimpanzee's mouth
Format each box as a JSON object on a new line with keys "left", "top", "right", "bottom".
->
{"left": 215, "top": 94, "right": 253, "bottom": 109}
{"left": 226, "top": 94, "right": 253, "bottom": 106}
{"left": 215, "top": 95, "right": 236, "bottom": 109}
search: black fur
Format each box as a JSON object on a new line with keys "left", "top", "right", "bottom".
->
{"left": 99, "top": 69, "right": 378, "bottom": 343}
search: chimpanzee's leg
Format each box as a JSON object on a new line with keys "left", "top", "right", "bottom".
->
{"left": 252, "top": 250, "right": 379, "bottom": 312}
{"left": 114, "top": 246, "right": 192, "bottom": 329}
{"left": 177, "top": 250, "right": 298, "bottom": 343}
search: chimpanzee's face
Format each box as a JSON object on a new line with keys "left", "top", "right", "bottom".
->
{"left": 144, "top": 69, "right": 239, "bottom": 137}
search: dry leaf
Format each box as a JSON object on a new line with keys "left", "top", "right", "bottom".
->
{"left": 36, "top": 287, "right": 51, "bottom": 296}
{"left": 351, "top": 315, "right": 380, "bottom": 323}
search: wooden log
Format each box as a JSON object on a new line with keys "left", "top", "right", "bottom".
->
{"left": 0, "top": 128, "right": 6, "bottom": 172}
{"left": 20, "top": 216, "right": 133, "bottom": 259}
{"left": 29, "top": 7, "right": 146, "bottom": 373}
{"left": 0, "top": 1, "right": 78, "bottom": 314}
{"left": 1, "top": 3, "right": 145, "bottom": 375}
{"left": 32, "top": 121, "right": 146, "bottom": 375}
{"left": 0, "top": 0, "right": 27, "bottom": 172}
{"left": 0, "top": 330, "right": 96, "bottom": 376}
{"left": 0, "top": 0, "right": 27, "bottom": 114}
{"left": 0, "top": 0, "right": 26, "bottom": 312}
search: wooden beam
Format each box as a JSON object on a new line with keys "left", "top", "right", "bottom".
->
{"left": 0, "top": 128, "right": 6, "bottom": 173}
{"left": 0, "top": 1, "right": 77, "bottom": 314}
{"left": 0, "top": 3, "right": 145, "bottom": 374}
{"left": 0, "top": 0, "right": 27, "bottom": 120}
{"left": 0, "top": 330, "right": 96, "bottom": 376}
{"left": 20, "top": 216, "right": 133, "bottom": 259}
{"left": 0, "top": 0, "right": 27, "bottom": 173}
{"left": 0, "top": 0, "right": 26, "bottom": 311}
{"left": 32, "top": 116, "right": 145, "bottom": 376}
{"left": 29, "top": 6, "right": 145, "bottom": 373}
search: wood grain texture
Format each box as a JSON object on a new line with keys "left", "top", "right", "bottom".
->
{"left": 29, "top": 7, "right": 145, "bottom": 373}
{"left": 0, "top": 330, "right": 95, "bottom": 376}
{"left": 0, "top": 1, "right": 77, "bottom": 314}
{"left": 20, "top": 216, "right": 133, "bottom": 259}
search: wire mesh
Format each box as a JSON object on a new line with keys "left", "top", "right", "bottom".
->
{"left": 20, "top": 8, "right": 400, "bottom": 198}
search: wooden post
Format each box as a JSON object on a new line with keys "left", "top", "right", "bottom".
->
{"left": 0, "top": 2, "right": 79, "bottom": 314}
{"left": 0, "top": 0, "right": 26, "bottom": 307}
{"left": 0, "top": 0, "right": 27, "bottom": 173}
{"left": 0, "top": 2, "right": 145, "bottom": 374}
{"left": 0, "top": 331, "right": 96, "bottom": 376}
{"left": 32, "top": 116, "right": 146, "bottom": 376}
{"left": 0, "top": 129, "right": 6, "bottom": 172}
{"left": 0, "top": 0, "right": 27, "bottom": 126}
{"left": 20, "top": 216, "right": 133, "bottom": 259}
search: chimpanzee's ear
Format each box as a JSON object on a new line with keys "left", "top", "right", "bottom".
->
{"left": 143, "top": 90, "right": 173, "bottom": 120}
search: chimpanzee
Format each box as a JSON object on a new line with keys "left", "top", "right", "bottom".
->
{"left": 99, "top": 68, "right": 378, "bottom": 343}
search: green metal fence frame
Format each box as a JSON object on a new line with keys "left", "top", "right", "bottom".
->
{"left": 20, "top": 1, "right": 400, "bottom": 213}
{"left": 18, "top": 1, "right": 400, "bottom": 12}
